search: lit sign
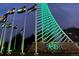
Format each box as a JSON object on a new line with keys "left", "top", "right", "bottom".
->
{"left": 47, "top": 42, "right": 61, "bottom": 51}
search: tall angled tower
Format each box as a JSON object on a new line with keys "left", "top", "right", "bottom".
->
{"left": 36, "top": 3, "right": 73, "bottom": 43}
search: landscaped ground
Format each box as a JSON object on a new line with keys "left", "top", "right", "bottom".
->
{"left": 0, "top": 42, "right": 79, "bottom": 56}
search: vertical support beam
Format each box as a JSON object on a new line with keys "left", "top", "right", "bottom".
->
{"left": 34, "top": 6, "right": 38, "bottom": 55}
{"left": 41, "top": 5, "right": 44, "bottom": 43}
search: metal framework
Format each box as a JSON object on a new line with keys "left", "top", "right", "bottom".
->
{"left": 36, "top": 3, "right": 73, "bottom": 43}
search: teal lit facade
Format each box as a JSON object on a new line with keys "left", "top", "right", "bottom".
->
{"left": 36, "top": 3, "right": 73, "bottom": 50}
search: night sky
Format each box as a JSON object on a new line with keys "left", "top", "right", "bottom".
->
{"left": 0, "top": 3, "right": 79, "bottom": 41}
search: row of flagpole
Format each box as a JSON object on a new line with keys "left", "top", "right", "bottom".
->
{"left": 0, "top": 4, "right": 37, "bottom": 55}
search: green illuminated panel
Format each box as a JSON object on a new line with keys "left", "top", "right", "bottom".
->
{"left": 47, "top": 42, "right": 61, "bottom": 51}
{"left": 37, "top": 3, "right": 73, "bottom": 43}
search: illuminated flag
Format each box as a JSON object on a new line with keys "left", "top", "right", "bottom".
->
{"left": 0, "top": 8, "right": 15, "bottom": 23}
{"left": 2, "top": 23, "right": 17, "bottom": 29}
{"left": 7, "top": 24, "right": 17, "bottom": 29}
{"left": 13, "top": 26, "right": 17, "bottom": 29}
{"left": 0, "top": 13, "right": 8, "bottom": 23}
{"left": 0, "top": 16, "right": 4, "bottom": 22}
{"left": 17, "top": 6, "right": 26, "bottom": 13}
{"left": 27, "top": 4, "right": 37, "bottom": 13}
{"left": 7, "top": 8, "right": 15, "bottom": 15}
{"left": 19, "top": 28, "right": 24, "bottom": 34}
{"left": 1, "top": 23, "right": 5, "bottom": 27}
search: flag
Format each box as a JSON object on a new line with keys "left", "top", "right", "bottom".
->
{"left": 1, "top": 23, "right": 6, "bottom": 28}
{"left": 27, "top": 4, "right": 37, "bottom": 13}
{"left": 0, "top": 13, "right": 8, "bottom": 23}
{"left": 0, "top": 16, "right": 4, "bottom": 22}
{"left": 7, "top": 23, "right": 17, "bottom": 29}
{"left": 7, "top": 8, "right": 15, "bottom": 15}
{"left": 19, "top": 28, "right": 23, "bottom": 33}
{"left": 0, "top": 8, "right": 15, "bottom": 22}
{"left": 13, "top": 26, "right": 17, "bottom": 29}
{"left": 1, "top": 23, "right": 17, "bottom": 29}
{"left": 17, "top": 6, "right": 26, "bottom": 14}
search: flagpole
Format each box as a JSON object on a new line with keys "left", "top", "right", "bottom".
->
{"left": 20, "top": 12, "right": 27, "bottom": 55}
{"left": 0, "top": 21, "right": 7, "bottom": 54}
{"left": 0, "top": 27, "right": 5, "bottom": 54}
{"left": 13, "top": 29, "right": 16, "bottom": 50}
{"left": 18, "top": 5, "right": 37, "bottom": 55}
{"left": 7, "top": 11, "right": 16, "bottom": 54}
{"left": 34, "top": 7, "right": 38, "bottom": 55}
{"left": 0, "top": 13, "right": 8, "bottom": 54}
{"left": 0, "top": 28, "right": 4, "bottom": 46}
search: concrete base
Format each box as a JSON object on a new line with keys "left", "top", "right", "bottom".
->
{"left": 34, "top": 53, "right": 39, "bottom": 56}
{"left": 6, "top": 50, "right": 12, "bottom": 55}
{"left": 0, "top": 51, "right": 3, "bottom": 54}
{"left": 7, "top": 52, "right": 11, "bottom": 55}
{"left": 20, "top": 52, "right": 25, "bottom": 55}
